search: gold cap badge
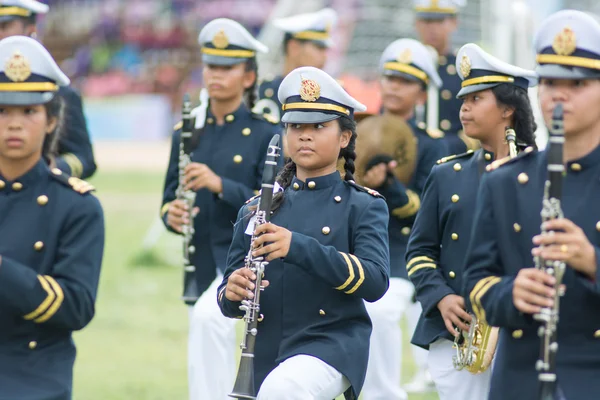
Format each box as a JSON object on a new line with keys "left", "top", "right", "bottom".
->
{"left": 5, "top": 51, "right": 31, "bottom": 82}
{"left": 212, "top": 30, "right": 229, "bottom": 49}
{"left": 552, "top": 26, "right": 576, "bottom": 56}
{"left": 299, "top": 76, "right": 321, "bottom": 102}
{"left": 460, "top": 55, "right": 471, "bottom": 78}
{"left": 397, "top": 48, "right": 412, "bottom": 64}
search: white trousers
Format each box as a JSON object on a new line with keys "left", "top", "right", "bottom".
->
{"left": 188, "top": 274, "right": 238, "bottom": 400}
{"left": 257, "top": 355, "right": 350, "bottom": 400}
{"left": 427, "top": 338, "right": 492, "bottom": 400}
{"left": 362, "top": 277, "right": 415, "bottom": 400}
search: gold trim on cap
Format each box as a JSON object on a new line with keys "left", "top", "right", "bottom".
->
{"left": 293, "top": 30, "right": 330, "bottom": 41}
{"left": 201, "top": 47, "right": 255, "bottom": 58}
{"left": 536, "top": 54, "right": 600, "bottom": 71}
{"left": 461, "top": 75, "right": 515, "bottom": 88}
{"left": 282, "top": 102, "right": 350, "bottom": 115}
{"left": 0, "top": 7, "right": 31, "bottom": 17}
{"left": 383, "top": 62, "right": 429, "bottom": 84}
{"left": 0, "top": 82, "right": 58, "bottom": 92}
{"left": 414, "top": 6, "right": 456, "bottom": 14}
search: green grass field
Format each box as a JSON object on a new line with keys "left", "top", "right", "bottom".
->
{"left": 73, "top": 169, "right": 439, "bottom": 400}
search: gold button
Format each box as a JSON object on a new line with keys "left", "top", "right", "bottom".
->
{"left": 207, "top": 117, "right": 214, "bottom": 124}
{"left": 28, "top": 341, "right": 37, "bottom": 350}
{"left": 308, "top": 181, "right": 316, "bottom": 189}
{"left": 257, "top": 314, "right": 264, "bottom": 322}
{"left": 12, "top": 182, "right": 23, "bottom": 191}
{"left": 518, "top": 173, "right": 529, "bottom": 184}
{"left": 513, "top": 223, "right": 521, "bottom": 232}
{"left": 322, "top": 226, "right": 331, "bottom": 235}
{"left": 441, "top": 119, "right": 451, "bottom": 131}
{"left": 401, "top": 227, "right": 411, "bottom": 236}
{"left": 0, "top": 180, "right": 4, "bottom": 189}
{"left": 293, "top": 182, "right": 300, "bottom": 190}
{"left": 453, "top": 163, "right": 461, "bottom": 171}
{"left": 449, "top": 271, "right": 456, "bottom": 279}
{"left": 571, "top": 163, "right": 582, "bottom": 171}
{"left": 233, "top": 155, "right": 243, "bottom": 164}
{"left": 438, "top": 55, "right": 447, "bottom": 65}
{"left": 417, "top": 121, "right": 427, "bottom": 130}
{"left": 51, "top": 168, "right": 62, "bottom": 175}
{"left": 34, "top": 241, "right": 44, "bottom": 251}
{"left": 594, "top": 329, "right": 600, "bottom": 339}
{"left": 334, "top": 196, "right": 341, "bottom": 203}
{"left": 451, "top": 194, "right": 459, "bottom": 203}
{"left": 442, "top": 89, "right": 452, "bottom": 100}
{"left": 451, "top": 233, "right": 458, "bottom": 241}
{"left": 447, "top": 64, "right": 457, "bottom": 75}
{"left": 225, "top": 114, "right": 235, "bottom": 123}
{"left": 484, "top": 153, "right": 492, "bottom": 161}
{"left": 242, "top": 128, "right": 251, "bottom": 136}
{"left": 596, "top": 221, "right": 600, "bottom": 232}
{"left": 265, "top": 88, "right": 274, "bottom": 98}
{"left": 512, "top": 329, "right": 523, "bottom": 339}
{"left": 37, "top": 195, "right": 48, "bottom": 206}
{"left": 319, "top": 309, "right": 326, "bottom": 316}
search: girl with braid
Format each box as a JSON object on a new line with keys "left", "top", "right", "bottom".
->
{"left": 218, "top": 66, "right": 391, "bottom": 400}
{"left": 160, "top": 19, "right": 280, "bottom": 400}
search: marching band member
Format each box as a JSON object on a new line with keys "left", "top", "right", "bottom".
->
{"left": 160, "top": 18, "right": 280, "bottom": 400}
{"left": 406, "top": 43, "right": 537, "bottom": 400}
{"left": 412, "top": 0, "right": 478, "bottom": 156}
{"left": 218, "top": 66, "right": 390, "bottom": 399}
{"left": 0, "top": 36, "right": 104, "bottom": 399}
{"left": 0, "top": 0, "right": 96, "bottom": 179}
{"left": 462, "top": 9, "right": 600, "bottom": 400}
{"left": 359, "top": 38, "right": 447, "bottom": 400}
{"left": 257, "top": 8, "right": 338, "bottom": 122}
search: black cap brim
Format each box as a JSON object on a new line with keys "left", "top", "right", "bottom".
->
{"left": 201, "top": 54, "right": 248, "bottom": 66}
{"left": 415, "top": 12, "right": 456, "bottom": 20}
{"left": 536, "top": 64, "right": 600, "bottom": 80}
{"left": 0, "top": 91, "right": 56, "bottom": 105}
{"left": 457, "top": 82, "right": 500, "bottom": 98}
{"left": 281, "top": 111, "right": 340, "bottom": 124}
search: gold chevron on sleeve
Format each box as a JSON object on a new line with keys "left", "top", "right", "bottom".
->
{"left": 406, "top": 256, "right": 435, "bottom": 272}
{"left": 34, "top": 276, "right": 65, "bottom": 323}
{"left": 408, "top": 263, "right": 437, "bottom": 277}
{"left": 335, "top": 252, "right": 355, "bottom": 291}
{"left": 474, "top": 277, "right": 501, "bottom": 324}
{"left": 161, "top": 202, "right": 171, "bottom": 218}
{"left": 470, "top": 276, "right": 500, "bottom": 323}
{"left": 62, "top": 153, "right": 84, "bottom": 178}
{"left": 345, "top": 254, "right": 365, "bottom": 294}
{"left": 391, "top": 190, "right": 421, "bottom": 218}
{"left": 218, "top": 286, "right": 226, "bottom": 303}
{"left": 23, "top": 276, "right": 55, "bottom": 321}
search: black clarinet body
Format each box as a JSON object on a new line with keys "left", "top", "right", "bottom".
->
{"left": 534, "top": 103, "right": 566, "bottom": 400}
{"left": 229, "top": 134, "right": 281, "bottom": 400}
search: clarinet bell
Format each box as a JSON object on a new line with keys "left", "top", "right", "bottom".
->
{"left": 182, "top": 272, "right": 200, "bottom": 306}
{"left": 229, "top": 354, "right": 256, "bottom": 399}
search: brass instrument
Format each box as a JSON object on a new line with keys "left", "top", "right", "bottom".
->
{"left": 230, "top": 134, "right": 282, "bottom": 400}
{"left": 354, "top": 113, "right": 418, "bottom": 186}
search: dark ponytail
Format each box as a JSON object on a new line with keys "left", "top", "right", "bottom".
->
{"left": 270, "top": 115, "right": 357, "bottom": 212}
{"left": 244, "top": 57, "right": 258, "bottom": 110}
{"left": 42, "top": 94, "right": 65, "bottom": 165}
{"left": 492, "top": 83, "right": 538, "bottom": 149}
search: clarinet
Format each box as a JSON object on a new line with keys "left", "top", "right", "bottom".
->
{"left": 176, "top": 94, "right": 200, "bottom": 305}
{"left": 505, "top": 126, "right": 518, "bottom": 158}
{"left": 533, "top": 103, "right": 566, "bottom": 400}
{"left": 230, "top": 134, "right": 281, "bottom": 400}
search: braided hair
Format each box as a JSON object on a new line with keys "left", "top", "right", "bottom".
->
{"left": 270, "top": 115, "right": 358, "bottom": 212}
{"left": 492, "top": 83, "right": 538, "bottom": 149}
{"left": 41, "top": 94, "right": 66, "bottom": 165}
{"left": 244, "top": 57, "right": 258, "bottom": 110}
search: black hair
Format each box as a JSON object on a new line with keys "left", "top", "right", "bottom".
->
{"left": 270, "top": 115, "right": 357, "bottom": 212}
{"left": 41, "top": 94, "right": 65, "bottom": 165}
{"left": 244, "top": 57, "right": 258, "bottom": 110}
{"left": 492, "top": 83, "right": 538, "bottom": 149}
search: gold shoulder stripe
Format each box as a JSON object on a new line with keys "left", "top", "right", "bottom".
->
{"left": 486, "top": 156, "right": 512, "bottom": 172}
{"left": 436, "top": 150, "right": 475, "bottom": 165}
{"left": 173, "top": 121, "right": 183, "bottom": 131}
{"left": 34, "top": 276, "right": 65, "bottom": 323}
{"left": 62, "top": 153, "right": 84, "bottom": 178}
{"left": 335, "top": 252, "right": 355, "bottom": 291}
{"left": 391, "top": 190, "right": 420, "bottom": 218}
{"left": 407, "top": 262, "right": 436, "bottom": 276}
{"left": 67, "top": 177, "right": 95, "bottom": 194}
{"left": 406, "top": 256, "right": 435, "bottom": 271}
{"left": 345, "top": 254, "right": 365, "bottom": 294}
{"left": 160, "top": 202, "right": 171, "bottom": 218}
{"left": 23, "top": 276, "right": 55, "bottom": 321}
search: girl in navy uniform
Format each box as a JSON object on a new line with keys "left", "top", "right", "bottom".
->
{"left": 462, "top": 10, "right": 600, "bottom": 400}
{"left": 405, "top": 43, "right": 537, "bottom": 400}
{"left": 0, "top": 36, "right": 104, "bottom": 400}
{"left": 160, "top": 18, "right": 280, "bottom": 400}
{"left": 218, "top": 66, "right": 390, "bottom": 399}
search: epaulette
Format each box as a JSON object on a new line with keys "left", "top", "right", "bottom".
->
{"left": 50, "top": 168, "right": 95, "bottom": 194}
{"left": 486, "top": 146, "right": 535, "bottom": 172}
{"left": 347, "top": 180, "right": 384, "bottom": 198}
{"left": 252, "top": 112, "right": 280, "bottom": 124}
{"left": 173, "top": 121, "right": 183, "bottom": 131}
{"left": 426, "top": 128, "right": 445, "bottom": 139}
{"left": 436, "top": 149, "right": 475, "bottom": 165}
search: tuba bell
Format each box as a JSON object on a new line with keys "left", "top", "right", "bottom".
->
{"left": 353, "top": 113, "right": 418, "bottom": 186}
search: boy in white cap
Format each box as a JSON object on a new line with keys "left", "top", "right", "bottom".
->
{"left": 219, "top": 65, "right": 390, "bottom": 400}
{"left": 462, "top": 9, "right": 600, "bottom": 400}
{"left": 0, "top": 0, "right": 96, "bottom": 179}
{"left": 160, "top": 18, "right": 281, "bottom": 400}
{"left": 407, "top": 42, "right": 538, "bottom": 400}
{"left": 256, "top": 8, "right": 338, "bottom": 122}
{"left": 358, "top": 38, "right": 447, "bottom": 400}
